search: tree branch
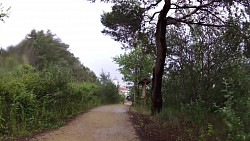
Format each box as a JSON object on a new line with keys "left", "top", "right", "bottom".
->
{"left": 200, "top": 8, "right": 226, "bottom": 24}
{"left": 145, "top": 0, "right": 163, "bottom": 11}
{"left": 165, "top": 17, "right": 226, "bottom": 27}
{"left": 150, "top": 11, "right": 160, "bottom": 21}
{"left": 170, "top": 4, "right": 201, "bottom": 9}
{"left": 182, "top": 21, "right": 226, "bottom": 27}
{"left": 177, "top": 0, "right": 221, "bottom": 20}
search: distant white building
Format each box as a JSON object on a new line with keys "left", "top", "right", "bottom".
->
{"left": 112, "top": 77, "right": 119, "bottom": 87}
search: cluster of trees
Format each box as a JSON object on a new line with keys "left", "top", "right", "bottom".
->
{"left": 0, "top": 30, "right": 120, "bottom": 138}
{"left": 113, "top": 47, "right": 154, "bottom": 103}
{"left": 1, "top": 30, "right": 97, "bottom": 82}
{"left": 96, "top": 0, "right": 250, "bottom": 140}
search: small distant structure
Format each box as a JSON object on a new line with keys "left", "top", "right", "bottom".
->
{"left": 138, "top": 77, "right": 151, "bottom": 108}
{"left": 118, "top": 87, "right": 129, "bottom": 96}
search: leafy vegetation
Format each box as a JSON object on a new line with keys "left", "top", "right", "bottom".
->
{"left": 99, "top": 71, "right": 121, "bottom": 104}
{"left": 113, "top": 47, "right": 154, "bottom": 104}
{"left": 1, "top": 0, "right": 250, "bottom": 140}
{"left": 96, "top": 0, "right": 250, "bottom": 140}
{"left": 0, "top": 30, "right": 120, "bottom": 139}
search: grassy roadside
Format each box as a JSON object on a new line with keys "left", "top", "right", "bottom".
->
{"left": 128, "top": 106, "right": 204, "bottom": 141}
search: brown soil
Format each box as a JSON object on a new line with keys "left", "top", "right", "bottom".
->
{"left": 29, "top": 104, "right": 139, "bottom": 141}
{"left": 128, "top": 110, "right": 199, "bottom": 141}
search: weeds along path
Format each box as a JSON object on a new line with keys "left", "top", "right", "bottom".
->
{"left": 31, "top": 104, "right": 139, "bottom": 141}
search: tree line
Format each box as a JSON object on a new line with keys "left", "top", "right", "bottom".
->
{"left": 0, "top": 29, "right": 120, "bottom": 139}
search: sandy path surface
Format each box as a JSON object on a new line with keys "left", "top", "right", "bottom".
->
{"left": 31, "top": 104, "right": 139, "bottom": 141}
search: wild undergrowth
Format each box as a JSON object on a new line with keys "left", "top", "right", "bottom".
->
{"left": 0, "top": 65, "right": 119, "bottom": 139}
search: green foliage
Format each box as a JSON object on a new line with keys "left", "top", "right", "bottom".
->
{"left": 101, "top": 1, "right": 144, "bottom": 47}
{"left": 113, "top": 47, "right": 153, "bottom": 83}
{"left": 180, "top": 99, "right": 207, "bottom": 126}
{"left": 2, "top": 29, "right": 97, "bottom": 83}
{"left": 98, "top": 71, "right": 120, "bottom": 104}
{"left": 162, "top": 19, "right": 250, "bottom": 139}
{"left": 0, "top": 65, "right": 102, "bottom": 138}
{"left": 102, "top": 2, "right": 249, "bottom": 137}
{"left": 0, "top": 64, "right": 120, "bottom": 138}
{"left": 216, "top": 76, "right": 250, "bottom": 140}
{"left": 0, "top": 30, "right": 112, "bottom": 138}
{"left": 97, "top": 0, "right": 250, "bottom": 139}
{"left": 113, "top": 47, "right": 153, "bottom": 104}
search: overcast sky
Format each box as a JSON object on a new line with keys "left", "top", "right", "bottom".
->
{"left": 0, "top": 0, "right": 126, "bottom": 86}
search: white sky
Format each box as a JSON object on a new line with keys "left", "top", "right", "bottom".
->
{"left": 0, "top": 0, "right": 126, "bottom": 86}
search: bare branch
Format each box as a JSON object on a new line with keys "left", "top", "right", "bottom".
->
{"left": 165, "top": 17, "right": 179, "bottom": 25}
{"left": 177, "top": 0, "right": 221, "bottom": 20}
{"left": 145, "top": 0, "right": 163, "bottom": 11}
{"left": 165, "top": 16, "right": 226, "bottom": 27}
{"left": 200, "top": 8, "right": 226, "bottom": 24}
{"left": 170, "top": 4, "right": 201, "bottom": 9}
{"left": 150, "top": 11, "right": 160, "bottom": 21}
{"left": 182, "top": 21, "right": 226, "bottom": 27}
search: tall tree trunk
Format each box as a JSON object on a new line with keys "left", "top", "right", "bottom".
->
{"left": 151, "top": 0, "right": 171, "bottom": 115}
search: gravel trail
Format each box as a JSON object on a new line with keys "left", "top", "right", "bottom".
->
{"left": 31, "top": 104, "right": 139, "bottom": 141}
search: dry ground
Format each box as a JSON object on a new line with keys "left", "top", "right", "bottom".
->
{"left": 30, "top": 104, "right": 139, "bottom": 141}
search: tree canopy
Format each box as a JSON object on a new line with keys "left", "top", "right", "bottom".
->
{"left": 98, "top": 0, "right": 250, "bottom": 114}
{"left": 1, "top": 29, "right": 97, "bottom": 83}
{"left": 92, "top": 0, "right": 250, "bottom": 139}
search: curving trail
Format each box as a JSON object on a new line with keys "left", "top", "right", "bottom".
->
{"left": 31, "top": 104, "right": 139, "bottom": 141}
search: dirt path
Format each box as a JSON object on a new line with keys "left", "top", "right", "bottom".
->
{"left": 31, "top": 104, "right": 139, "bottom": 141}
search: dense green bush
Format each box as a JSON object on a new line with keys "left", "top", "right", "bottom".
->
{"left": 98, "top": 71, "right": 120, "bottom": 104}
{"left": 0, "top": 30, "right": 120, "bottom": 138}
{"left": 99, "top": 81, "right": 120, "bottom": 104}
{"left": 163, "top": 60, "right": 250, "bottom": 140}
{"left": 0, "top": 64, "right": 103, "bottom": 138}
